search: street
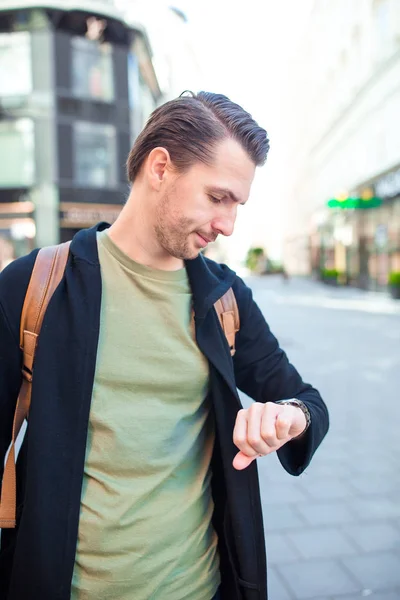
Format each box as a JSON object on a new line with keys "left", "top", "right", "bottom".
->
{"left": 2, "top": 275, "right": 399, "bottom": 599}
{"left": 241, "top": 276, "right": 400, "bottom": 600}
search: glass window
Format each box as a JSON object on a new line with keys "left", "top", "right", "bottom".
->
{"left": 128, "top": 52, "right": 140, "bottom": 110}
{"left": 71, "top": 36, "right": 114, "bottom": 102}
{"left": 0, "top": 31, "right": 32, "bottom": 98}
{"left": 0, "top": 231, "right": 15, "bottom": 271}
{"left": 128, "top": 52, "right": 142, "bottom": 141}
{"left": 128, "top": 47, "right": 157, "bottom": 141}
{"left": 139, "top": 75, "right": 156, "bottom": 124}
{"left": 74, "top": 121, "right": 117, "bottom": 188}
{"left": 0, "top": 119, "right": 35, "bottom": 187}
{"left": 373, "top": 0, "right": 391, "bottom": 60}
{"left": 0, "top": 219, "right": 36, "bottom": 271}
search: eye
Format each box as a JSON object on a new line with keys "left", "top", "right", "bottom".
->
{"left": 208, "top": 195, "right": 222, "bottom": 204}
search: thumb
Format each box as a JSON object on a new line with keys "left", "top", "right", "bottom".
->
{"left": 232, "top": 451, "right": 257, "bottom": 471}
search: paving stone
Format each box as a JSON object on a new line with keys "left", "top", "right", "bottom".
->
{"left": 347, "top": 461, "right": 397, "bottom": 477}
{"left": 312, "top": 447, "right": 350, "bottom": 462}
{"left": 302, "top": 465, "right": 354, "bottom": 482}
{"left": 349, "top": 476, "right": 400, "bottom": 495}
{"left": 332, "top": 592, "right": 400, "bottom": 600}
{"left": 349, "top": 498, "right": 400, "bottom": 521}
{"left": 303, "top": 478, "right": 353, "bottom": 501}
{"left": 264, "top": 454, "right": 293, "bottom": 482}
{"left": 276, "top": 559, "right": 359, "bottom": 598}
{"left": 252, "top": 277, "right": 400, "bottom": 600}
{"left": 266, "top": 533, "right": 300, "bottom": 564}
{"left": 260, "top": 481, "right": 310, "bottom": 505}
{"left": 287, "top": 528, "right": 357, "bottom": 559}
{"left": 344, "top": 522, "right": 400, "bottom": 553}
{"left": 267, "top": 566, "right": 293, "bottom": 600}
{"left": 264, "top": 505, "right": 306, "bottom": 532}
{"left": 310, "top": 455, "right": 351, "bottom": 472}
{"left": 341, "top": 552, "right": 400, "bottom": 589}
{"left": 295, "top": 501, "right": 356, "bottom": 526}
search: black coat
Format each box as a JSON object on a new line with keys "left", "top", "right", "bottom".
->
{"left": 0, "top": 223, "right": 329, "bottom": 600}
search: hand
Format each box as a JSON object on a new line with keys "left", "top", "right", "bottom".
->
{"left": 232, "top": 401, "right": 307, "bottom": 470}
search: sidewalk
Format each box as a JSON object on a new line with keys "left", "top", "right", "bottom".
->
{"left": 243, "top": 275, "right": 400, "bottom": 600}
{"left": 245, "top": 275, "right": 400, "bottom": 316}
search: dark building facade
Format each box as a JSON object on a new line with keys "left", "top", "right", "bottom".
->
{"left": 0, "top": 2, "right": 161, "bottom": 269}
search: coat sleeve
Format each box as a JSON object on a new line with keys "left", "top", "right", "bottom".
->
{"left": 232, "top": 276, "right": 329, "bottom": 476}
{"left": 0, "top": 302, "right": 22, "bottom": 484}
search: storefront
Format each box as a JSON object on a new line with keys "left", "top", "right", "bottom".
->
{"left": 0, "top": 199, "right": 35, "bottom": 270}
{"left": 357, "top": 166, "right": 400, "bottom": 291}
{"left": 311, "top": 164, "right": 400, "bottom": 291}
{"left": 59, "top": 201, "right": 122, "bottom": 241}
{"left": 0, "top": 2, "right": 161, "bottom": 271}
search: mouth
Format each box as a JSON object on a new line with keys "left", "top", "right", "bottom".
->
{"left": 195, "top": 232, "right": 214, "bottom": 248}
{"left": 196, "top": 231, "right": 217, "bottom": 248}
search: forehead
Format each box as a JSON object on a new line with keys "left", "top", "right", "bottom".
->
{"left": 191, "top": 138, "right": 256, "bottom": 200}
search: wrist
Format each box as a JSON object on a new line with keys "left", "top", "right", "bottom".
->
{"left": 275, "top": 398, "right": 311, "bottom": 437}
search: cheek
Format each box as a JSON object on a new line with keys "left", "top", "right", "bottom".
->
{"left": 168, "top": 190, "right": 212, "bottom": 228}
{"left": 180, "top": 206, "right": 209, "bottom": 228}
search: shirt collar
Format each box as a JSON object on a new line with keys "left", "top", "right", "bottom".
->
{"left": 70, "top": 222, "right": 236, "bottom": 317}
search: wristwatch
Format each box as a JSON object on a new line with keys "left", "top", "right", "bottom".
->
{"left": 275, "top": 399, "right": 311, "bottom": 437}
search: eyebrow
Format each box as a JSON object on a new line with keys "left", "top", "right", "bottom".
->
{"left": 207, "top": 187, "right": 246, "bottom": 205}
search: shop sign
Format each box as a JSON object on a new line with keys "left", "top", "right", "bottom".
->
{"left": 0, "top": 201, "right": 34, "bottom": 218}
{"left": 60, "top": 202, "right": 122, "bottom": 227}
{"left": 327, "top": 196, "right": 381, "bottom": 209}
{"left": 374, "top": 168, "right": 400, "bottom": 199}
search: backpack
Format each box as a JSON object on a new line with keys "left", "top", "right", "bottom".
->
{"left": 0, "top": 241, "right": 240, "bottom": 528}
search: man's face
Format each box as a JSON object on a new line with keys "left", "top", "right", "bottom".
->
{"left": 154, "top": 138, "right": 256, "bottom": 260}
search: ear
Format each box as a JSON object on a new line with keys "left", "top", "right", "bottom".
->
{"left": 145, "top": 147, "right": 171, "bottom": 191}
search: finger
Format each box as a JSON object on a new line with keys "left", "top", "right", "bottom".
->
{"left": 233, "top": 409, "right": 259, "bottom": 458}
{"left": 247, "top": 403, "right": 272, "bottom": 455}
{"left": 275, "top": 412, "right": 291, "bottom": 440}
{"left": 260, "top": 403, "right": 281, "bottom": 448}
{"left": 232, "top": 451, "right": 257, "bottom": 471}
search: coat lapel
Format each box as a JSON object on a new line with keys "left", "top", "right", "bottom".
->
{"left": 184, "top": 253, "right": 241, "bottom": 403}
{"left": 195, "top": 310, "right": 241, "bottom": 404}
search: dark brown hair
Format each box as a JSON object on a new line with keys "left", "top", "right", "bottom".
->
{"left": 126, "top": 91, "right": 269, "bottom": 183}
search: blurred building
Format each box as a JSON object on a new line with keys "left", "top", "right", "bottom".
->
{"left": 115, "top": 0, "right": 204, "bottom": 99}
{"left": 0, "top": 0, "right": 161, "bottom": 268}
{"left": 281, "top": 0, "right": 400, "bottom": 290}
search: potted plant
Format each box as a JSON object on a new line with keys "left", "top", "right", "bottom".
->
{"left": 388, "top": 272, "right": 400, "bottom": 299}
{"left": 321, "top": 268, "right": 339, "bottom": 286}
{"left": 245, "top": 247, "right": 266, "bottom": 274}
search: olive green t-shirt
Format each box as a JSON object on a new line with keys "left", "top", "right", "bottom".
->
{"left": 71, "top": 231, "right": 220, "bottom": 600}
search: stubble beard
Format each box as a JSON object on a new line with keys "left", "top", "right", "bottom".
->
{"left": 154, "top": 193, "right": 198, "bottom": 260}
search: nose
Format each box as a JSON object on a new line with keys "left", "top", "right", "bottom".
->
{"left": 211, "top": 207, "right": 237, "bottom": 237}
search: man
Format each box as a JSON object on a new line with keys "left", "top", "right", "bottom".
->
{"left": 0, "top": 92, "right": 329, "bottom": 600}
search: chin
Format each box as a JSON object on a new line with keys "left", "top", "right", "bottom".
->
{"left": 166, "top": 238, "right": 202, "bottom": 261}
{"left": 188, "top": 245, "right": 203, "bottom": 259}
{"left": 181, "top": 249, "right": 200, "bottom": 261}
{"left": 173, "top": 243, "right": 201, "bottom": 261}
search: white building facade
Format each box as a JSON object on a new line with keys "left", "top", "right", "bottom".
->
{"left": 281, "top": 0, "right": 400, "bottom": 289}
{"left": 116, "top": 0, "right": 204, "bottom": 101}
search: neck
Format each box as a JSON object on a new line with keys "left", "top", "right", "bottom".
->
{"left": 107, "top": 188, "right": 184, "bottom": 271}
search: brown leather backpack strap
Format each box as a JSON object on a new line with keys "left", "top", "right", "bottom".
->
{"left": 0, "top": 241, "right": 70, "bottom": 528}
{"left": 19, "top": 242, "right": 71, "bottom": 377}
{"left": 214, "top": 287, "right": 240, "bottom": 356}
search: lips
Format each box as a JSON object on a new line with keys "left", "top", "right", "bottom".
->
{"left": 197, "top": 234, "right": 211, "bottom": 244}
{"left": 197, "top": 233, "right": 216, "bottom": 244}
